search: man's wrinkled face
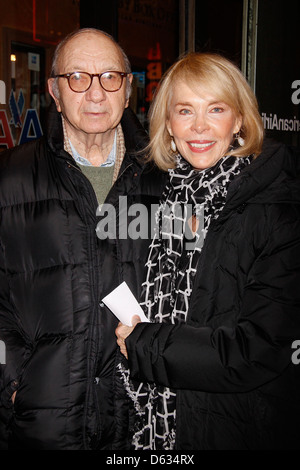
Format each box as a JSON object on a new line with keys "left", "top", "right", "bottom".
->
{"left": 48, "top": 32, "right": 131, "bottom": 136}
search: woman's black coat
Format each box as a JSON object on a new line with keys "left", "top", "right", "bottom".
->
{"left": 125, "top": 139, "right": 300, "bottom": 450}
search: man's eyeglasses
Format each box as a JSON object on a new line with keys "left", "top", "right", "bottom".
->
{"left": 54, "top": 71, "right": 129, "bottom": 93}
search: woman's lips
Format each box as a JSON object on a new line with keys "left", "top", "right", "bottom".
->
{"left": 187, "top": 140, "right": 216, "bottom": 152}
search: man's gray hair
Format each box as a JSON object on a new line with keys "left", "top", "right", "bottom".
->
{"left": 50, "top": 28, "right": 132, "bottom": 100}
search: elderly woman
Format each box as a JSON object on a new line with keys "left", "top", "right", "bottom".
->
{"left": 115, "top": 53, "right": 300, "bottom": 450}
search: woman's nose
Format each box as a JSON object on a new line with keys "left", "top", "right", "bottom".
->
{"left": 192, "top": 113, "right": 209, "bottom": 133}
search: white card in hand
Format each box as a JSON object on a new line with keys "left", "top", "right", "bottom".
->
{"left": 101, "top": 281, "right": 150, "bottom": 326}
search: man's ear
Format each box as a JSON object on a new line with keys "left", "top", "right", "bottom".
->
{"left": 125, "top": 73, "right": 133, "bottom": 108}
{"left": 48, "top": 78, "right": 61, "bottom": 112}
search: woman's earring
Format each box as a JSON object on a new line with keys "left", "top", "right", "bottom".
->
{"left": 171, "top": 138, "right": 177, "bottom": 152}
{"left": 236, "top": 131, "right": 245, "bottom": 147}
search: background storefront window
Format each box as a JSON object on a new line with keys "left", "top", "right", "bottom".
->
{"left": 0, "top": 0, "right": 79, "bottom": 149}
{"left": 1, "top": 0, "right": 299, "bottom": 150}
{"left": 118, "top": 0, "right": 179, "bottom": 127}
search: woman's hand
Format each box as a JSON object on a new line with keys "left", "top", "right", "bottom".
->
{"left": 115, "top": 315, "right": 141, "bottom": 359}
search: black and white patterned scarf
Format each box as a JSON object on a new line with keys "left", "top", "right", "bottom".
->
{"left": 118, "top": 153, "right": 252, "bottom": 450}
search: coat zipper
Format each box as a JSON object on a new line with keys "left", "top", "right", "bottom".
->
{"left": 65, "top": 161, "right": 101, "bottom": 448}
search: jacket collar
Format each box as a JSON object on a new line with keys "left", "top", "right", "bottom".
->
{"left": 219, "top": 138, "right": 300, "bottom": 219}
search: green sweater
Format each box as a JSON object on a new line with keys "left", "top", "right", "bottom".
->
{"left": 80, "top": 164, "right": 115, "bottom": 205}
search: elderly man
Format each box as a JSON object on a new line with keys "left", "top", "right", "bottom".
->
{"left": 0, "top": 28, "right": 163, "bottom": 450}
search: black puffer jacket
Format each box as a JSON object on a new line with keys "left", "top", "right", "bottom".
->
{"left": 125, "top": 139, "right": 300, "bottom": 450}
{"left": 0, "top": 104, "right": 164, "bottom": 450}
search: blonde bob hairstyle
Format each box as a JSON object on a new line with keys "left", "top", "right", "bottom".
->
{"left": 147, "top": 52, "right": 264, "bottom": 171}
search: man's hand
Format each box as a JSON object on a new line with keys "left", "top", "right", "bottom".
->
{"left": 115, "top": 315, "right": 141, "bottom": 359}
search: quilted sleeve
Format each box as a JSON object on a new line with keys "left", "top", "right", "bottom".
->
{"left": 125, "top": 204, "right": 300, "bottom": 392}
